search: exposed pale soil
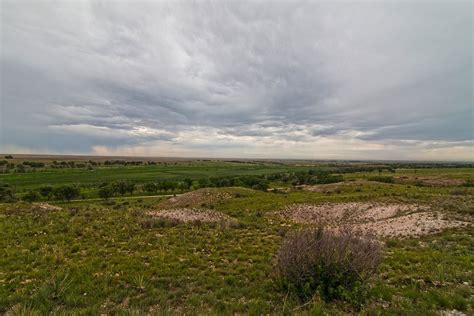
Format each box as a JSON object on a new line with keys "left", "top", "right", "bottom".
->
{"left": 31, "top": 203, "right": 62, "bottom": 211}
{"left": 274, "top": 202, "right": 470, "bottom": 238}
{"left": 356, "top": 212, "right": 469, "bottom": 238}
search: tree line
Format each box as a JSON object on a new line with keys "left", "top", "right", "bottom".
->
{"left": 0, "top": 169, "right": 347, "bottom": 203}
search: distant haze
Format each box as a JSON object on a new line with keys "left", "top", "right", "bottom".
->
{"left": 1, "top": 0, "right": 472, "bottom": 161}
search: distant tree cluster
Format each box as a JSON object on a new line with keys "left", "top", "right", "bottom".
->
{"left": 19, "top": 184, "right": 81, "bottom": 203}
{"left": 109, "top": 170, "right": 345, "bottom": 199}
{"left": 21, "top": 161, "right": 45, "bottom": 168}
{"left": 0, "top": 183, "right": 17, "bottom": 202}
{"left": 98, "top": 181, "right": 136, "bottom": 200}
{"left": 142, "top": 178, "right": 193, "bottom": 195}
{"left": 103, "top": 160, "right": 144, "bottom": 166}
{"left": 0, "top": 160, "right": 16, "bottom": 173}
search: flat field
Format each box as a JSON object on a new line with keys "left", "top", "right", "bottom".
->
{"left": 0, "top": 156, "right": 473, "bottom": 314}
{"left": 1, "top": 157, "right": 314, "bottom": 194}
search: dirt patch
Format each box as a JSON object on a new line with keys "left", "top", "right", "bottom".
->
{"left": 32, "top": 203, "right": 62, "bottom": 211}
{"left": 357, "top": 212, "right": 469, "bottom": 238}
{"left": 276, "top": 202, "right": 427, "bottom": 225}
{"left": 147, "top": 208, "right": 235, "bottom": 223}
{"left": 274, "top": 202, "right": 469, "bottom": 238}
{"left": 159, "top": 188, "right": 235, "bottom": 209}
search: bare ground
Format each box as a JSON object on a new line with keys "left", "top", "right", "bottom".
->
{"left": 146, "top": 208, "right": 236, "bottom": 223}
{"left": 274, "top": 202, "right": 470, "bottom": 238}
{"left": 31, "top": 203, "right": 63, "bottom": 211}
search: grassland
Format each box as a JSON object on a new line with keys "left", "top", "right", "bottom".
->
{"left": 1, "top": 159, "right": 314, "bottom": 194}
{"left": 0, "top": 156, "right": 473, "bottom": 314}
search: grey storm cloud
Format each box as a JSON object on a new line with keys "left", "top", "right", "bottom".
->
{"left": 0, "top": 0, "right": 472, "bottom": 160}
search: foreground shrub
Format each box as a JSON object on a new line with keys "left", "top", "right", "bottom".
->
{"left": 277, "top": 227, "right": 381, "bottom": 304}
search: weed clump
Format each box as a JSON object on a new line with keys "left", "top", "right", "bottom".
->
{"left": 139, "top": 217, "right": 179, "bottom": 228}
{"left": 277, "top": 227, "right": 381, "bottom": 304}
{"left": 367, "top": 176, "right": 394, "bottom": 183}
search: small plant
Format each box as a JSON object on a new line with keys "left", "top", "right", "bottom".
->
{"left": 367, "top": 176, "right": 394, "bottom": 183}
{"left": 277, "top": 227, "right": 381, "bottom": 304}
{"left": 139, "top": 217, "right": 179, "bottom": 228}
{"left": 132, "top": 274, "right": 147, "bottom": 292}
{"left": 0, "top": 182, "right": 17, "bottom": 202}
{"left": 32, "top": 272, "right": 72, "bottom": 310}
{"left": 6, "top": 304, "right": 41, "bottom": 315}
{"left": 450, "top": 188, "right": 469, "bottom": 196}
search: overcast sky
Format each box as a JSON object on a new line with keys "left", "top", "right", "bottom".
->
{"left": 1, "top": 0, "right": 472, "bottom": 160}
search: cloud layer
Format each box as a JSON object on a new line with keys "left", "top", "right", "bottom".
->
{"left": 1, "top": 0, "right": 472, "bottom": 160}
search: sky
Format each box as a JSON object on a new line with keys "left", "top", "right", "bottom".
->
{"left": 1, "top": 0, "right": 472, "bottom": 161}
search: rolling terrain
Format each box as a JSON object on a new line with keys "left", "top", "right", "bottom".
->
{"left": 0, "top": 156, "right": 473, "bottom": 314}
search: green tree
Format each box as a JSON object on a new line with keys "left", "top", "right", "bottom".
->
{"left": 177, "top": 182, "right": 187, "bottom": 193}
{"left": 0, "top": 183, "right": 16, "bottom": 202}
{"left": 113, "top": 181, "right": 129, "bottom": 196}
{"left": 162, "top": 181, "right": 177, "bottom": 193}
{"left": 16, "top": 164, "right": 26, "bottom": 173}
{"left": 143, "top": 182, "right": 158, "bottom": 194}
{"left": 126, "top": 182, "right": 135, "bottom": 195}
{"left": 53, "top": 185, "right": 80, "bottom": 202}
{"left": 183, "top": 178, "right": 193, "bottom": 190}
{"left": 197, "top": 178, "right": 211, "bottom": 188}
{"left": 23, "top": 190, "right": 40, "bottom": 202}
{"left": 38, "top": 185, "right": 54, "bottom": 200}
{"left": 98, "top": 184, "right": 115, "bottom": 200}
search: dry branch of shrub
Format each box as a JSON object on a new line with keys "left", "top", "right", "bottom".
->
{"left": 277, "top": 226, "right": 381, "bottom": 302}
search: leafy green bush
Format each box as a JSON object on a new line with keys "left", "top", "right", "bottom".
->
{"left": 277, "top": 227, "right": 381, "bottom": 304}
{"left": 52, "top": 185, "right": 80, "bottom": 202}
{"left": 140, "top": 217, "right": 179, "bottom": 228}
{"left": 0, "top": 183, "right": 17, "bottom": 202}
{"left": 38, "top": 185, "right": 54, "bottom": 199}
{"left": 97, "top": 183, "right": 115, "bottom": 200}
{"left": 23, "top": 190, "right": 40, "bottom": 202}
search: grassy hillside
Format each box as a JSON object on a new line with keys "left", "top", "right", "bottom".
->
{"left": 1, "top": 161, "right": 473, "bottom": 314}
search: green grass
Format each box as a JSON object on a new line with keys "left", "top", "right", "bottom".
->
{"left": 1, "top": 163, "right": 473, "bottom": 314}
{"left": 0, "top": 161, "right": 314, "bottom": 192}
{"left": 368, "top": 230, "right": 473, "bottom": 314}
